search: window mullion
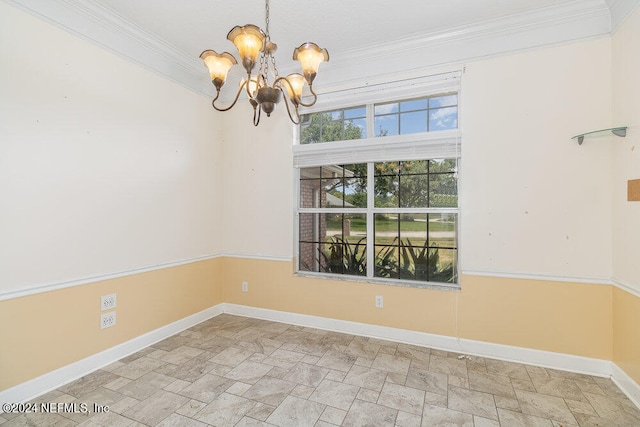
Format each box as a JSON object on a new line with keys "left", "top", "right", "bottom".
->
{"left": 366, "top": 162, "right": 374, "bottom": 278}
{"left": 366, "top": 104, "right": 374, "bottom": 140}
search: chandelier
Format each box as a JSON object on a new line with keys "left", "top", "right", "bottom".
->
{"left": 199, "top": 0, "right": 329, "bottom": 126}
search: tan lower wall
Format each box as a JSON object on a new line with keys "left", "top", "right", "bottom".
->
{"left": 613, "top": 287, "right": 640, "bottom": 384}
{"left": 0, "top": 257, "right": 223, "bottom": 392}
{"left": 1, "top": 256, "right": 628, "bottom": 394}
{"left": 222, "top": 258, "right": 613, "bottom": 360}
{"left": 458, "top": 275, "right": 612, "bottom": 360}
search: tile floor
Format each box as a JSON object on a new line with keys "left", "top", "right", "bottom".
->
{"left": 2, "top": 314, "right": 640, "bottom": 426}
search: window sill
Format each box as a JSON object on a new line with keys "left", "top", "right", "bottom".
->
{"left": 294, "top": 271, "right": 461, "bottom": 292}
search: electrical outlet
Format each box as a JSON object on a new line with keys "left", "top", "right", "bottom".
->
{"left": 375, "top": 295, "right": 384, "bottom": 308}
{"left": 101, "top": 293, "right": 117, "bottom": 311}
{"left": 100, "top": 311, "right": 116, "bottom": 329}
{"left": 242, "top": 281, "right": 249, "bottom": 292}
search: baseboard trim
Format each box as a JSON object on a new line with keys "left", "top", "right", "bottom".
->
{"left": 612, "top": 363, "right": 640, "bottom": 409}
{"left": 0, "top": 304, "right": 224, "bottom": 407}
{"left": 222, "top": 303, "right": 612, "bottom": 378}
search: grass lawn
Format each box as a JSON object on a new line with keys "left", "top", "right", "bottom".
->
{"left": 327, "top": 216, "right": 455, "bottom": 232}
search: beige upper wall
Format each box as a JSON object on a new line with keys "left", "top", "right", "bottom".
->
{"left": 462, "top": 38, "right": 613, "bottom": 279}
{"left": 0, "top": 2, "right": 224, "bottom": 294}
{"left": 220, "top": 104, "right": 295, "bottom": 259}
{"left": 220, "top": 38, "right": 614, "bottom": 282}
{"left": 612, "top": 5, "right": 640, "bottom": 290}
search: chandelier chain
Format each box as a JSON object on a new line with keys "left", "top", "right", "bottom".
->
{"left": 265, "top": 0, "right": 270, "bottom": 40}
{"left": 262, "top": 0, "right": 278, "bottom": 80}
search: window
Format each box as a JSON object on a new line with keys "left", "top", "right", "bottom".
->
{"left": 298, "top": 160, "right": 457, "bottom": 285}
{"left": 300, "top": 106, "right": 366, "bottom": 144}
{"left": 294, "top": 72, "right": 461, "bottom": 288}
{"left": 374, "top": 94, "right": 458, "bottom": 136}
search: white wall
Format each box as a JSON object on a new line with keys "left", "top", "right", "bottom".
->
{"left": 220, "top": 38, "right": 614, "bottom": 282}
{"left": 612, "top": 6, "right": 640, "bottom": 290}
{"left": 462, "top": 38, "right": 613, "bottom": 280}
{"left": 220, "top": 103, "right": 295, "bottom": 259}
{"left": 0, "top": 2, "right": 223, "bottom": 293}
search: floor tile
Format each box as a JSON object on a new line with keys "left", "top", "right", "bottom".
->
{"left": 122, "top": 390, "right": 189, "bottom": 426}
{"left": 76, "top": 411, "right": 136, "bottom": 426}
{"left": 319, "top": 406, "right": 347, "bottom": 425}
{"left": 529, "top": 373, "right": 586, "bottom": 401}
{"left": 193, "top": 392, "right": 255, "bottom": 425}
{"left": 428, "top": 356, "right": 468, "bottom": 378}
{"left": 316, "top": 349, "right": 358, "bottom": 372}
{"left": 497, "top": 408, "right": 554, "bottom": 426}
{"left": 371, "top": 352, "right": 411, "bottom": 376}
{"left": 343, "top": 364, "right": 387, "bottom": 391}
{"left": 356, "top": 387, "right": 380, "bottom": 403}
{"left": 308, "top": 379, "right": 360, "bottom": 410}
{"left": 405, "top": 367, "right": 448, "bottom": 395}
{"left": 31, "top": 314, "right": 639, "bottom": 427}
{"left": 344, "top": 340, "right": 381, "bottom": 359}
{"left": 421, "top": 403, "right": 473, "bottom": 427}
{"left": 396, "top": 410, "right": 422, "bottom": 427}
{"left": 485, "top": 359, "right": 531, "bottom": 380}
{"left": 474, "top": 415, "right": 501, "bottom": 427}
{"left": 468, "top": 370, "right": 516, "bottom": 398}
{"left": 494, "top": 395, "right": 520, "bottom": 411}
{"left": 377, "top": 382, "right": 425, "bottom": 415}
{"left": 266, "top": 395, "right": 325, "bottom": 426}
{"left": 224, "top": 360, "right": 274, "bottom": 384}
{"left": 175, "top": 399, "right": 206, "bottom": 417}
{"left": 116, "top": 371, "right": 175, "bottom": 400}
{"left": 342, "top": 399, "right": 397, "bottom": 427}
{"left": 177, "top": 373, "right": 234, "bottom": 403}
{"left": 57, "top": 370, "right": 120, "bottom": 397}
{"left": 155, "top": 413, "right": 208, "bottom": 427}
{"left": 153, "top": 353, "right": 216, "bottom": 382}
{"left": 208, "top": 347, "right": 253, "bottom": 367}
{"left": 448, "top": 385, "right": 498, "bottom": 421}
{"left": 242, "top": 376, "right": 296, "bottom": 406}
{"left": 245, "top": 402, "right": 276, "bottom": 421}
{"left": 515, "top": 388, "right": 578, "bottom": 425}
{"left": 262, "top": 349, "right": 306, "bottom": 369}
{"left": 112, "top": 357, "right": 166, "bottom": 380}
{"left": 583, "top": 391, "right": 640, "bottom": 425}
{"left": 281, "top": 362, "right": 328, "bottom": 387}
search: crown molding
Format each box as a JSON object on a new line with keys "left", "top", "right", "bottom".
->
{"left": 4, "top": 0, "right": 636, "bottom": 99}
{"left": 608, "top": 0, "right": 640, "bottom": 30}
{"left": 3, "top": 0, "right": 214, "bottom": 97}
{"left": 314, "top": 0, "right": 612, "bottom": 91}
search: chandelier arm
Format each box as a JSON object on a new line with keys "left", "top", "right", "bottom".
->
{"left": 211, "top": 80, "right": 248, "bottom": 112}
{"left": 245, "top": 74, "right": 257, "bottom": 102}
{"left": 296, "top": 82, "right": 318, "bottom": 108}
{"left": 253, "top": 102, "right": 261, "bottom": 126}
{"left": 278, "top": 86, "right": 301, "bottom": 125}
{"left": 273, "top": 76, "right": 307, "bottom": 109}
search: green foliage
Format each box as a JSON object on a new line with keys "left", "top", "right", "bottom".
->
{"left": 318, "top": 236, "right": 367, "bottom": 276}
{"left": 309, "top": 235, "right": 456, "bottom": 284}
{"left": 300, "top": 112, "right": 363, "bottom": 144}
{"left": 376, "top": 238, "right": 456, "bottom": 283}
{"left": 373, "top": 159, "right": 458, "bottom": 208}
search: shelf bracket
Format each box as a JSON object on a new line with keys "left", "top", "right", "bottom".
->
{"left": 573, "top": 127, "right": 627, "bottom": 145}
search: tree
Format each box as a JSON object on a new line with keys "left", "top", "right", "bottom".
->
{"left": 300, "top": 112, "right": 363, "bottom": 144}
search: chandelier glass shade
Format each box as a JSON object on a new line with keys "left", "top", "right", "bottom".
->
{"left": 199, "top": 0, "right": 329, "bottom": 126}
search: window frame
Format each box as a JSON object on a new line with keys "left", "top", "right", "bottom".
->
{"left": 293, "top": 71, "right": 462, "bottom": 291}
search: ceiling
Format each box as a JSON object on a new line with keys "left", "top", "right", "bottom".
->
{"left": 10, "top": 0, "right": 630, "bottom": 97}
{"left": 95, "top": 0, "right": 589, "bottom": 61}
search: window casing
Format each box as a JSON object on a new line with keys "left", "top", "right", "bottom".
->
{"left": 294, "top": 72, "right": 461, "bottom": 289}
